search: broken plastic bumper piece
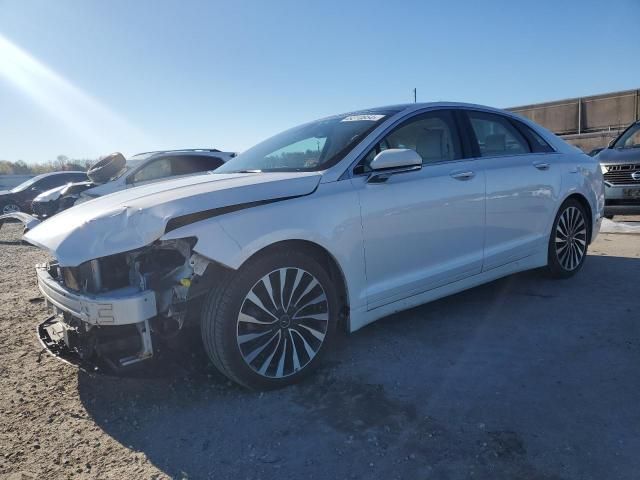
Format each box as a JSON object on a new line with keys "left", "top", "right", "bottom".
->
{"left": 35, "top": 263, "right": 157, "bottom": 326}
{"left": 35, "top": 264, "right": 158, "bottom": 369}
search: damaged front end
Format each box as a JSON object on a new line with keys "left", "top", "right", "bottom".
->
{"left": 23, "top": 170, "right": 322, "bottom": 372}
{"left": 37, "top": 237, "right": 216, "bottom": 370}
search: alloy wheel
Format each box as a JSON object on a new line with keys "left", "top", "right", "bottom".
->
{"left": 236, "top": 267, "right": 329, "bottom": 378}
{"left": 2, "top": 203, "right": 20, "bottom": 215}
{"left": 554, "top": 206, "right": 587, "bottom": 271}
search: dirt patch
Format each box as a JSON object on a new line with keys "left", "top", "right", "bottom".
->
{"left": 2, "top": 221, "right": 640, "bottom": 479}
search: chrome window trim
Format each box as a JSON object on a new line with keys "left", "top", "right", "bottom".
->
{"left": 467, "top": 151, "right": 563, "bottom": 161}
{"left": 337, "top": 104, "right": 560, "bottom": 181}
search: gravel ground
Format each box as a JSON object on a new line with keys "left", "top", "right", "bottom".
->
{"left": 1, "top": 220, "right": 639, "bottom": 480}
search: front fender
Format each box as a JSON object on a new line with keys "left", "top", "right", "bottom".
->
{"left": 556, "top": 154, "right": 604, "bottom": 242}
{"left": 161, "top": 217, "right": 244, "bottom": 268}
{"left": 160, "top": 180, "right": 368, "bottom": 313}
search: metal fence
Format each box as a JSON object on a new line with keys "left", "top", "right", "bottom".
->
{"left": 509, "top": 89, "right": 640, "bottom": 136}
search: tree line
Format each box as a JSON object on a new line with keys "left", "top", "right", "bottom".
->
{"left": 0, "top": 155, "right": 95, "bottom": 175}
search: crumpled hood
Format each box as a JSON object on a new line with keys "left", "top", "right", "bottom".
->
{"left": 24, "top": 172, "right": 321, "bottom": 266}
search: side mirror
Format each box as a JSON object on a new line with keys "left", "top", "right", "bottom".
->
{"left": 368, "top": 149, "right": 422, "bottom": 183}
{"left": 607, "top": 139, "right": 616, "bottom": 148}
{"left": 370, "top": 149, "right": 422, "bottom": 171}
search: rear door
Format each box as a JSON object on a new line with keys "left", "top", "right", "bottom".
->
{"left": 463, "top": 110, "right": 560, "bottom": 270}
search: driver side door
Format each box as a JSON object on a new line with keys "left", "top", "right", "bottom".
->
{"left": 351, "top": 109, "right": 486, "bottom": 310}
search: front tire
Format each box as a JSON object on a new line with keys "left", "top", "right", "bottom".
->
{"left": 201, "top": 249, "right": 338, "bottom": 389}
{"left": 547, "top": 199, "right": 589, "bottom": 278}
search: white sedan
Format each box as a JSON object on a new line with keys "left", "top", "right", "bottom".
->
{"left": 25, "top": 102, "right": 604, "bottom": 389}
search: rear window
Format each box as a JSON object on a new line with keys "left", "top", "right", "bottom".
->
{"left": 511, "top": 120, "right": 555, "bottom": 153}
{"left": 467, "top": 111, "right": 531, "bottom": 157}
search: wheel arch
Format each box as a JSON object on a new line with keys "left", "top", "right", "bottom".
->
{"left": 240, "top": 239, "right": 351, "bottom": 332}
{"left": 558, "top": 192, "right": 593, "bottom": 244}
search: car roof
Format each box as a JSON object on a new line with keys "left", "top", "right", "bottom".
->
{"left": 33, "top": 171, "right": 86, "bottom": 180}
{"left": 314, "top": 102, "right": 528, "bottom": 125}
{"left": 380, "top": 101, "right": 519, "bottom": 115}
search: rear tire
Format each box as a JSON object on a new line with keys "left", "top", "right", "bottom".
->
{"left": 200, "top": 249, "right": 338, "bottom": 390}
{"left": 547, "top": 199, "right": 589, "bottom": 278}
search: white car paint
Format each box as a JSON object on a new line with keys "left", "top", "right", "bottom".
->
{"left": 24, "top": 102, "right": 604, "bottom": 335}
{"left": 25, "top": 171, "right": 321, "bottom": 265}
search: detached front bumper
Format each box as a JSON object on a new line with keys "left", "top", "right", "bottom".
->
{"left": 36, "top": 263, "right": 157, "bottom": 325}
{"left": 0, "top": 212, "right": 41, "bottom": 231}
{"left": 36, "top": 263, "right": 158, "bottom": 368}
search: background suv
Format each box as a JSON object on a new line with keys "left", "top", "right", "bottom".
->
{"left": 596, "top": 121, "right": 640, "bottom": 218}
{"left": 31, "top": 149, "right": 235, "bottom": 218}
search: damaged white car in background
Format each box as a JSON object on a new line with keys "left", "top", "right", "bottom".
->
{"left": 24, "top": 102, "right": 604, "bottom": 389}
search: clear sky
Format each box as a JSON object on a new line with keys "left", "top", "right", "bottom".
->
{"left": 1, "top": 0, "right": 639, "bottom": 163}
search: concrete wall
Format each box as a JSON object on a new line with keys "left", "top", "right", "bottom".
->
{"left": 0, "top": 175, "right": 34, "bottom": 190}
{"left": 509, "top": 89, "right": 640, "bottom": 152}
{"left": 561, "top": 131, "right": 619, "bottom": 154}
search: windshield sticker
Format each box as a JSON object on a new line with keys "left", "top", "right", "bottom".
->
{"left": 341, "top": 114, "right": 385, "bottom": 122}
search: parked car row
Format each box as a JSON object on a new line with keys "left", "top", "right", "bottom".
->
{"left": 18, "top": 102, "right": 604, "bottom": 389}
{"left": 1, "top": 171, "right": 87, "bottom": 215}
{"left": 0, "top": 149, "right": 235, "bottom": 230}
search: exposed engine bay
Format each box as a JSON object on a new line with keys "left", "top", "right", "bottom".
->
{"left": 37, "top": 238, "right": 221, "bottom": 371}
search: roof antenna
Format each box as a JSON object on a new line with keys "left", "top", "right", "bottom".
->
{"left": 413, "top": 88, "right": 417, "bottom": 103}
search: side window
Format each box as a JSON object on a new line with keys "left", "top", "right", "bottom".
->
{"left": 512, "top": 120, "right": 554, "bottom": 153}
{"left": 616, "top": 123, "right": 640, "bottom": 148}
{"left": 36, "top": 175, "right": 64, "bottom": 191}
{"left": 170, "top": 155, "right": 224, "bottom": 175}
{"left": 467, "top": 111, "right": 531, "bottom": 157}
{"left": 132, "top": 158, "right": 172, "bottom": 183}
{"left": 62, "top": 173, "right": 86, "bottom": 184}
{"left": 356, "top": 110, "right": 462, "bottom": 173}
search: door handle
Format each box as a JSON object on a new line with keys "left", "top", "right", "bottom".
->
{"left": 533, "top": 161, "right": 550, "bottom": 170}
{"left": 450, "top": 170, "right": 475, "bottom": 181}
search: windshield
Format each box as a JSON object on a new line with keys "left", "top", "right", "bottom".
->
{"left": 215, "top": 109, "right": 398, "bottom": 173}
{"left": 9, "top": 173, "right": 48, "bottom": 193}
{"left": 613, "top": 123, "right": 640, "bottom": 149}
